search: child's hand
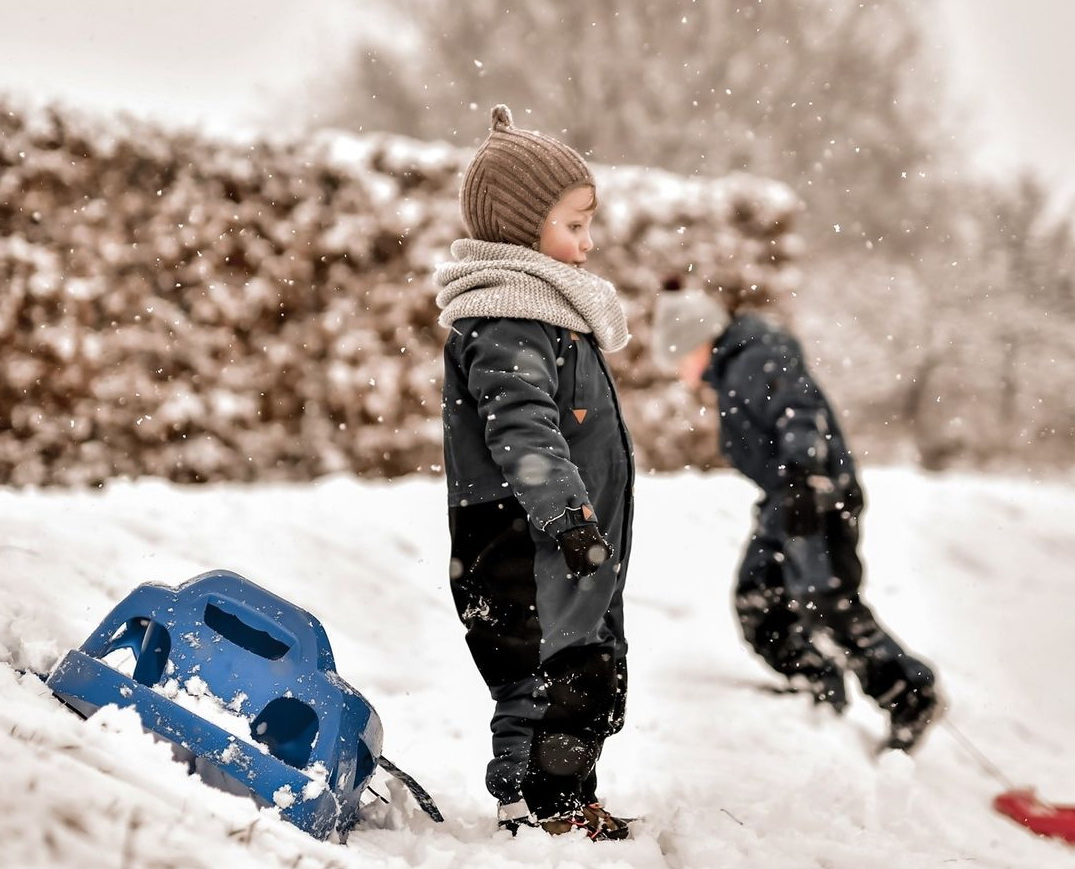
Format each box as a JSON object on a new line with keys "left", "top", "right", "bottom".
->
{"left": 558, "top": 525, "right": 613, "bottom": 577}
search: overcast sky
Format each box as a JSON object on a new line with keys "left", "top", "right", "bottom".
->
{"left": 938, "top": 0, "right": 1075, "bottom": 204}
{"left": 0, "top": 0, "right": 368, "bottom": 138}
{"left": 0, "top": 0, "right": 1072, "bottom": 204}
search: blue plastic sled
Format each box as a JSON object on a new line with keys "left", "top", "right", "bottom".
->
{"left": 46, "top": 569, "right": 385, "bottom": 839}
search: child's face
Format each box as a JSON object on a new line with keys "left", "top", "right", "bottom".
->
{"left": 538, "top": 186, "right": 596, "bottom": 266}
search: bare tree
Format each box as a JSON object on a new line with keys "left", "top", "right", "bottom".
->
{"left": 312, "top": 1, "right": 952, "bottom": 251}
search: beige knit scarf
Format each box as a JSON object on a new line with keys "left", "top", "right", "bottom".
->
{"left": 434, "top": 239, "right": 630, "bottom": 352}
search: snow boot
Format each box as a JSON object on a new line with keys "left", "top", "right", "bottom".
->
{"left": 788, "top": 656, "right": 848, "bottom": 713}
{"left": 538, "top": 803, "right": 631, "bottom": 840}
{"left": 880, "top": 675, "right": 942, "bottom": 752}
{"left": 497, "top": 800, "right": 537, "bottom": 835}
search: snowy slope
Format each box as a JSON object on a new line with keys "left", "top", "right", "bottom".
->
{"left": 1, "top": 468, "right": 1073, "bottom": 868}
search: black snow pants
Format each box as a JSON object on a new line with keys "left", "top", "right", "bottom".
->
{"left": 735, "top": 493, "right": 933, "bottom": 704}
{"left": 448, "top": 496, "right": 628, "bottom": 818}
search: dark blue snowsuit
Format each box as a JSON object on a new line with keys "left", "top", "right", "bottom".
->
{"left": 441, "top": 316, "right": 633, "bottom": 818}
{"left": 703, "top": 313, "right": 935, "bottom": 706}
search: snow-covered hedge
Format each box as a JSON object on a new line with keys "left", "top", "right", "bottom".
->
{"left": 0, "top": 100, "right": 800, "bottom": 487}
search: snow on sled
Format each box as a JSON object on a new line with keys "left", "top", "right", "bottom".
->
{"left": 994, "top": 788, "right": 1075, "bottom": 845}
{"left": 46, "top": 569, "right": 440, "bottom": 839}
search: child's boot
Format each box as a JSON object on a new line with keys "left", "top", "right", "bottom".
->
{"left": 874, "top": 658, "right": 942, "bottom": 751}
{"left": 497, "top": 800, "right": 537, "bottom": 835}
{"left": 789, "top": 653, "right": 848, "bottom": 713}
{"left": 537, "top": 802, "right": 632, "bottom": 840}
{"left": 882, "top": 677, "right": 942, "bottom": 751}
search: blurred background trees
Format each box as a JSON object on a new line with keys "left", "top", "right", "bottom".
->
{"left": 314, "top": 0, "right": 951, "bottom": 271}
{"left": 0, "top": 0, "right": 1071, "bottom": 486}
{"left": 312, "top": 0, "right": 1075, "bottom": 470}
{"left": 0, "top": 99, "right": 799, "bottom": 486}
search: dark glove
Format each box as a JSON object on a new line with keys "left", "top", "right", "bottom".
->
{"left": 840, "top": 484, "right": 864, "bottom": 516}
{"left": 558, "top": 524, "right": 613, "bottom": 577}
{"left": 782, "top": 469, "right": 821, "bottom": 537}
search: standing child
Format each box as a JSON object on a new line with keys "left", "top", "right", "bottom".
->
{"left": 433, "top": 105, "right": 634, "bottom": 838}
{"left": 652, "top": 277, "right": 942, "bottom": 752}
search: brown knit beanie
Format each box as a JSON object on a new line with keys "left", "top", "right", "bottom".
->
{"left": 460, "top": 104, "right": 595, "bottom": 248}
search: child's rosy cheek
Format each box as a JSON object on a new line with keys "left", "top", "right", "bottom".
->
{"left": 679, "top": 344, "right": 711, "bottom": 386}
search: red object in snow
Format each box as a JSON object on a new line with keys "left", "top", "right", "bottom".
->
{"left": 994, "top": 789, "right": 1075, "bottom": 845}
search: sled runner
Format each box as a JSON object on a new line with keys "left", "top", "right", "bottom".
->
{"left": 994, "top": 788, "right": 1075, "bottom": 845}
{"left": 46, "top": 569, "right": 441, "bottom": 839}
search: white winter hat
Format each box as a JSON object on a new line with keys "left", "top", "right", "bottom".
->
{"left": 651, "top": 286, "right": 729, "bottom": 370}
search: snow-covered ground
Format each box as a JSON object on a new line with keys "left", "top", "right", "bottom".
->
{"left": 1, "top": 467, "right": 1073, "bottom": 868}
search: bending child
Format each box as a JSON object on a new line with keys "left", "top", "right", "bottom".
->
{"left": 652, "top": 276, "right": 942, "bottom": 752}
{"left": 434, "top": 105, "right": 634, "bottom": 838}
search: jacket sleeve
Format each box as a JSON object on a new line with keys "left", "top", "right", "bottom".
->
{"left": 457, "top": 318, "right": 597, "bottom": 538}
{"left": 726, "top": 338, "right": 830, "bottom": 479}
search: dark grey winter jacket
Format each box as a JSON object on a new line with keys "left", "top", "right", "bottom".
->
{"left": 442, "top": 317, "right": 634, "bottom": 545}
{"left": 703, "top": 313, "right": 859, "bottom": 497}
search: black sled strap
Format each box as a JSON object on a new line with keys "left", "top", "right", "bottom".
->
{"left": 377, "top": 755, "right": 444, "bottom": 822}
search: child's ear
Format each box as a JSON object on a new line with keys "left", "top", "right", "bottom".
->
{"left": 678, "top": 342, "right": 713, "bottom": 387}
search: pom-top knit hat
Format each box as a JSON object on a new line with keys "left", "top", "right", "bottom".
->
{"left": 460, "top": 104, "right": 595, "bottom": 248}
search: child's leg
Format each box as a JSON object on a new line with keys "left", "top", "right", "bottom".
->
{"left": 522, "top": 644, "right": 619, "bottom": 817}
{"left": 448, "top": 497, "right": 624, "bottom": 818}
{"left": 448, "top": 498, "right": 541, "bottom": 688}
{"left": 814, "top": 511, "right": 938, "bottom": 711}
{"left": 735, "top": 537, "right": 846, "bottom": 708}
{"left": 449, "top": 498, "right": 543, "bottom": 809}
